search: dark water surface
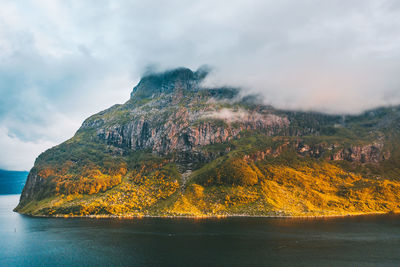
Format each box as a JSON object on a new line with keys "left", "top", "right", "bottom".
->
{"left": 1, "top": 195, "right": 400, "bottom": 266}
{"left": 0, "top": 170, "right": 28, "bottom": 194}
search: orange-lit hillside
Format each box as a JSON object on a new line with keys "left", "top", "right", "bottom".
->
{"left": 16, "top": 149, "right": 400, "bottom": 217}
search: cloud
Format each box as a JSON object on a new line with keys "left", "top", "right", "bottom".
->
{"left": 202, "top": 108, "right": 289, "bottom": 128}
{"left": 0, "top": 127, "right": 57, "bottom": 171}
{"left": 1, "top": 0, "right": 400, "bottom": 169}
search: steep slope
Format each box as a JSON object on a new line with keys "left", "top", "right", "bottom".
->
{"left": 15, "top": 67, "right": 400, "bottom": 217}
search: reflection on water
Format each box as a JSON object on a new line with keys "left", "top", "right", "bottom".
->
{"left": 1, "top": 194, "right": 400, "bottom": 266}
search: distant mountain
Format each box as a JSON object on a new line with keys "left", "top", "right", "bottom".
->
{"left": 15, "top": 67, "right": 400, "bottom": 217}
{"left": 0, "top": 170, "right": 28, "bottom": 194}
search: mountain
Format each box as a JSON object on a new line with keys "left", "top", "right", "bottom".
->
{"left": 15, "top": 67, "right": 400, "bottom": 217}
{"left": 0, "top": 170, "right": 28, "bottom": 195}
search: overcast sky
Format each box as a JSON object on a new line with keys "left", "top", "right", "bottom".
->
{"left": 1, "top": 0, "right": 400, "bottom": 170}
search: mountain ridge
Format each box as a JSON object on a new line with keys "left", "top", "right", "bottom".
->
{"left": 15, "top": 67, "right": 400, "bottom": 217}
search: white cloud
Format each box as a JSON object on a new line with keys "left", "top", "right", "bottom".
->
{"left": 0, "top": 127, "right": 57, "bottom": 171}
{"left": 202, "top": 108, "right": 289, "bottom": 126}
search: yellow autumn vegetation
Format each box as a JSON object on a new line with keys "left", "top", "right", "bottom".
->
{"left": 259, "top": 162, "right": 400, "bottom": 216}
{"left": 24, "top": 158, "right": 400, "bottom": 217}
{"left": 38, "top": 167, "right": 180, "bottom": 216}
{"left": 200, "top": 158, "right": 259, "bottom": 186}
{"left": 164, "top": 161, "right": 400, "bottom": 217}
{"left": 38, "top": 163, "right": 127, "bottom": 195}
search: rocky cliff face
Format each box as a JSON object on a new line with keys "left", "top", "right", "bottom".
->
{"left": 94, "top": 108, "right": 289, "bottom": 155}
{"left": 15, "top": 67, "right": 400, "bottom": 217}
{"left": 79, "top": 68, "right": 290, "bottom": 165}
{"left": 332, "top": 143, "right": 389, "bottom": 163}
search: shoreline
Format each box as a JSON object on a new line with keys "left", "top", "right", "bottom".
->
{"left": 15, "top": 210, "right": 396, "bottom": 220}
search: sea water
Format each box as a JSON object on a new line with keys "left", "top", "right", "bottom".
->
{"left": 1, "top": 194, "right": 400, "bottom": 266}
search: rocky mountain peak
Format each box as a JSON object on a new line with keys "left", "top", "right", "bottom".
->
{"left": 130, "top": 67, "right": 209, "bottom": 99}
